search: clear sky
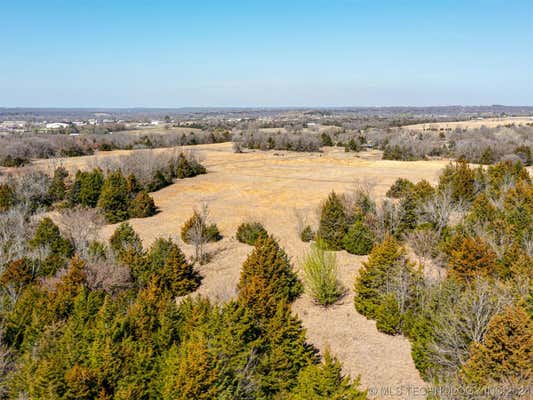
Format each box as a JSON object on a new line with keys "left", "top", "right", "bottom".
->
{"left": 1, "top": 0, "right": 532, "bottom": 107}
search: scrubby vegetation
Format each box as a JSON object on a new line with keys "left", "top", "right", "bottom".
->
{"left": 236, "top": 221, "right": 268, "bottom": 245}
{"left": 368, "top": 124, "right": 533, "bottom": 164}
{"left": 310, "top": 158, "right": 533, "bottom": 394}
{"left": 0, "top": 130, "right": 229, "bottom": 167}
{"left": 302, "top": 241, "right": 344, "bottom": 306}
{"left": 1, "top": 151, "right": 206, "bottom": 224}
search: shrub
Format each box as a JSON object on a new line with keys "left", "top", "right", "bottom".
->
{"left": 236, "top": 221, "right": 267, "bottom": 245}
{"left": 0, "top": 183, "right": 15, "bottom": 212}
{"left": 128, "top": 190, "right": 157, "bottom": 218}
{"left": 300, "top": 225, "right": 315, "bottom": 242}
{"left": 342, "top": 221, "right": 375, "bottom": 255}
{"left": 302, "top": 241, "right": 343, "bottom": 306}
{"left": 175, "top": 153, "right": 206, "bottom": 179}
{"left": 375, "top": 294, "right": 401, "bottom": 335}
{"left": 344, "top": 138, "right": 361, "bottom": 152}
{"left": 109, "top": 222, "right": 143, "bottom": 257}
{"left": 386, "top": 178, "right": 415, "bottom": 198}
{"left": 97, "top": 170, "right": 130, "bottom": 223}
{"left": 181, "top": 211, "right": 221, "bottom": 244}
{"left": 382, "top": 144, "right": 417, "bottom": 161}
{"left": 146, "top": 169, "right": 171, "bottom": 192}
{"left": 317, "top": 192, "right": 347, "bottom": 250}
{"left": 1, "top": 155, "right": 28, "bottom": 167}
{"left": 514, "top": 145, "right": 532, "bottom": 166}
{"left": 320, "top": 133, "right": 333, "bottom": 147}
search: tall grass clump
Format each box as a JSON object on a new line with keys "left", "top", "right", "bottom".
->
{"left": 302, "top": 240, "right": 344, "bottom": 306}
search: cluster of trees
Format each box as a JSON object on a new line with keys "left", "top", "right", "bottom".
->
{"left": 310, "top": 159, "right": 532, "bottom": 394}
{"left": 346, "top": 160, "right": 532, "bottom": 395}
{"left": 234, "top": 131, "right": 322, "bottom": 152}
{"left": 367, "top": 125, "right": 533, "bottom": 164}
{"left": 0, "top": 152, "right": 206, "bottom": 224}
{"left": 0, "top": 130, "right": 230, "bottom": 167}
{"left": 317, "top": 191, "right": 376, "bottom": 255}
{"left": 0, "top": 207, "right": 368, "bottom": 399}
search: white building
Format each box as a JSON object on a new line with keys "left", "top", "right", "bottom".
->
{"left": 45, "top": 122, "right": 69, "bottom": 129}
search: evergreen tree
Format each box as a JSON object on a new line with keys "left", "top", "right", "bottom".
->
{"left": 238, "top": 235, "right": 302, "bottom": 319}
{"left": 320, "top": 132, "right": 333, "bottom": 147}
{"left": 0, "top": 183, "right": 15, "bottom": 212}
{"left": 317, "top": 191, "right": 347, "bottom": 250}
{"left": 438, "top": 159, "right": 477, "bottom": 203}
{"left": 256, "top": 302, "right": 317, "bottom": 397}
{"left": 375, "top": 293, "right": 401, "bottom": 335}
{"left": 154, "top": 241, "right": 201, "bottom": 296}
{"left": 386, "top": 178, "right": 415, "bottom": 198}
{"left": 160, "top": 334, "right": 223, "bottom": 400}
{"left": 288, "top": 350, "right": 367, "bottom": 400}
{"left": 48, "top": 166, "right": 69, "bottom": 202}
{"left": 109, "top": 222, "right": 143, "bottom": 258}
{"left": 354, "top": 235, "right": 418, "bottom": 322}
{"left": 448, "top": 236, "right": 497, "bottom": 281}
{"left": 69, "top": 169, "right": 105, "bottom": 207}
{"left": 128, "top": 190, "right": 157, "bottom": 218}
{"left": 461, "top": 305, "right": 533, "bottom": 386}
{"left": 342, "top": 220, "right": 375, "bottom": 255}
{"left": 97, "top": 170, "right": 130, "bottom": 223}
{"left": 30, "top": 217, "right": 73, "bottom": 258}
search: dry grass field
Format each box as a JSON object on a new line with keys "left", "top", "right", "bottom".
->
{"left": 29, "top": 143, "right": 456, "bottom": 398}
{"left": 403, "top": 116, "right": 533, "bottom": 131}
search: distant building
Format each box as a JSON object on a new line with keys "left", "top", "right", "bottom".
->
{"left": 45, "top": 122, "right": 69, "bottom": 129}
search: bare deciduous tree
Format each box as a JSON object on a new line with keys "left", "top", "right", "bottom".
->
{"left": 56, "top": 206, "right": 105, "bottom": 258}
{"left": 187, "top": 203, "right": 210, "bottom": 264}
{"left": 428, "top": 278, "right": 513, "bottom": 378}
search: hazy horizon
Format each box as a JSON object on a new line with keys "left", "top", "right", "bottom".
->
{"left": 2, "top": 0, "right": 532, "bottom": 107}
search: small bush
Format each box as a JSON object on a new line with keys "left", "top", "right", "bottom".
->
{"left": 128, "top": 190, "right": 157, "bottom": 218}
{"left": 375, "top": 294, "right": 401, "bottom": 335}
{"left": 181, "top": 211, "right": 221, "bottom": 244}
{"left": 342, "top": 221, "right": 375, "bottom": 255}
{"left": 302, "top": 241, "right": 344, "bottom": 306}
{"left": 300, "top": 225, "right": 315, "bottom": 242}
{"left": 320, "top": 132, "right": 333, "bottom": 147}
{"left": 236, "top": 221, "right": 268, "bottom": 245}
{"left": 1, "top": 155, "right": 28, "bottom": 167}
{"left": 386, "top": 178, "right": 415, "bottom": 198}
{"left": 0, "top": 183, "right": 16, "bottom": 212}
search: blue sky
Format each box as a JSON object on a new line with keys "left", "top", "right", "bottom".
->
{"left": 1, "top": 0, "right": 532, "bottom": 107}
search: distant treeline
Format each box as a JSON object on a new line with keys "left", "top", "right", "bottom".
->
{"left": 0, "top": 130, "right": 231, "bottom": 167}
